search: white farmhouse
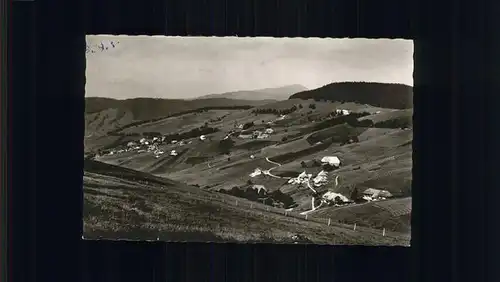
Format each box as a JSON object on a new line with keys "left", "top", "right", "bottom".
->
{"left": 249, "top": 168, "right": 262, "bottom": 177}
{"left": 335, "top": 109, "right": 350, "bottom": 116}
{"left": 170, "top": 150, "right": 178, "bottom": 156}
{"left": 312, "top": 171, "right": 328, "bottom": 186}
{"left": 321, "top": 156, "right": 341, "bottom": 167}
{"left": 199, "top": 135, "right": 207, "bottom": 141}
{"left": 362, "top": 188, "right": 393, "bottom": 201}
{"left": 322, "top": 191, "right": 350, "bottom": 203}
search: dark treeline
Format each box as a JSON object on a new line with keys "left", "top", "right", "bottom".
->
{"left": 108, "top": 105, "right": 253, "bottom": 134}
{"left": 162, "top": 127, "right": 219, "bottom": 142}
{"left": 309, "top": 112, "right": 372, "bottom": 132}
{"left": 373, "top": 117, "right": 412, "bottom": 129}
{"left": 251, "top": 105, "right": 298, "bottom": 116}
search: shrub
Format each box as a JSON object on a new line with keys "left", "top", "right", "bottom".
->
{"left": 242, "top": 121, "right": 255, "bottom": 130}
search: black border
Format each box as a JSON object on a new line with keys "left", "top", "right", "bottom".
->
{"left": 12, "top": 0, "right": 497, "bottom": 280}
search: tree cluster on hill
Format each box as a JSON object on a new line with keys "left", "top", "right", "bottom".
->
{"left": 218, "top": 138, "right": 235, "bottom": 154}
{"left": 310, "top": 112, "right": 372, "bottom": 132}
{"left": 142, "top": 131, "right": 162, "bottom": 138}
{"left": 251, "top": 105, "right": 298, "bottom": 116}
{"left": 218, "top": 187, "right": 296, "bottom": 209}
{"left": 373, "top": 117, "right": 412, "bottom": 129}
{"left": 242, "top": 121, "right": 255, "bottom": 130}
{"left": 288, "top": 82, "right": 413, "bottom": 109}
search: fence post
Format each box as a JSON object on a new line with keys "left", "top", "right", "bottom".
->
{"left": 354, "top": 223, "right": 357, "bottom": 231}
{"left": 328, "top": 218, "right": 331, "bottom": 226}
{"left": 382, "top": 228, "right": 386, "bottom": 236}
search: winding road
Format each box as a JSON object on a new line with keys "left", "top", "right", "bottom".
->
{"left": 263, "top": 157, "right": 291, "bottom": 179}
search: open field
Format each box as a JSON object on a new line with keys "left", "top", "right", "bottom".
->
{"left": 83, "top": 160, "right": 410, "bottom": 245}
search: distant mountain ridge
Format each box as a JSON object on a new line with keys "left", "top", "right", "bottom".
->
{"left": 195, "top": 84, "right": 308, "bottom": 101}
{"left": 289, "top": 82, "right": 413, "bottom": 109}
{"left": 85, "top": 97, "right": 272, "bottom": 137}
{"left": 85, "top": 97, "right": 272, "bottom": 119}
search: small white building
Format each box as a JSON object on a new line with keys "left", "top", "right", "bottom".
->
{"left": 362, "top": 188, "right": 393, "bottom": 200}
{"left": 249, "top": 168, "right": 262, "bottom": 177}
{"left": 265, "top": 128, "right": 274, "bottom": 134}
{"left": 257, "top": 133, "right": 270, "bottom": 139}
{"left": 171, "top": 140, "right": 178, "bottom": 144}
{"left": 288, "top": 171, "right": 313, "bottom": 185}
{"left": 335, "top": 109, "right": 350, "bottom": 116}
{"left": 170, "top": 150, "right": 178, "bottom": 156}
{"left": 139, "top": 138, "right": 147, "bottom": 144}
{"left": 312, "top": 171, "right": 328, "bottom": 186}
{"left": 322, "top": 191, "right": 350, "bottom": 203}
{"left": 321, "top": 156, "right": 341, "bottom": 167}
{"left": 153, "top": 137, "right": 159, "bottom": 142}
{"left": 251, "top": 185, "right": 267, "bottom": 194}
{"left": 199, "top": 135, "right": 207, "bottom": 141}
{"left": 127, "top": 141, "right": 137, "bottom": 147}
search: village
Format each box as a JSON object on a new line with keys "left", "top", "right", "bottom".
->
{"left": 90, "top": 106, "right": 395, "bottom": 215}
{"left": 248, "top": 153, "right": 394, "bottom": 215}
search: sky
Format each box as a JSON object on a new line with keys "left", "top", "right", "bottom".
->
{"left": 85, "top": 36, "right": 413, "bottom": 99}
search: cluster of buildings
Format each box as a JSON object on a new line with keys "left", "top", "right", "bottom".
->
{"left": 288, "top": 171, "right": 313, "bottom": 185}
{"left": 238, "top": 128, "right": 275, "bottom": 140}
{"left": 100, "top": 135, "right": 196, "bottom": 158}
{"left": 334, "top": 109, "right": 351, "bottom": 116}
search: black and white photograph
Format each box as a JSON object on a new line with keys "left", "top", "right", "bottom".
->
{"left": 83, "top": 36, "right": 413, "bottom": 246}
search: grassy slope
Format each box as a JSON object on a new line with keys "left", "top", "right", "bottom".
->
{"left": 83, "top": 160, "right": 409, "bottom": 245}
{"left": 90, "top": 97, "right": 413, "bottom": 239}
{"left": 313, "top": 197, "right": 412, "bottom": 233}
